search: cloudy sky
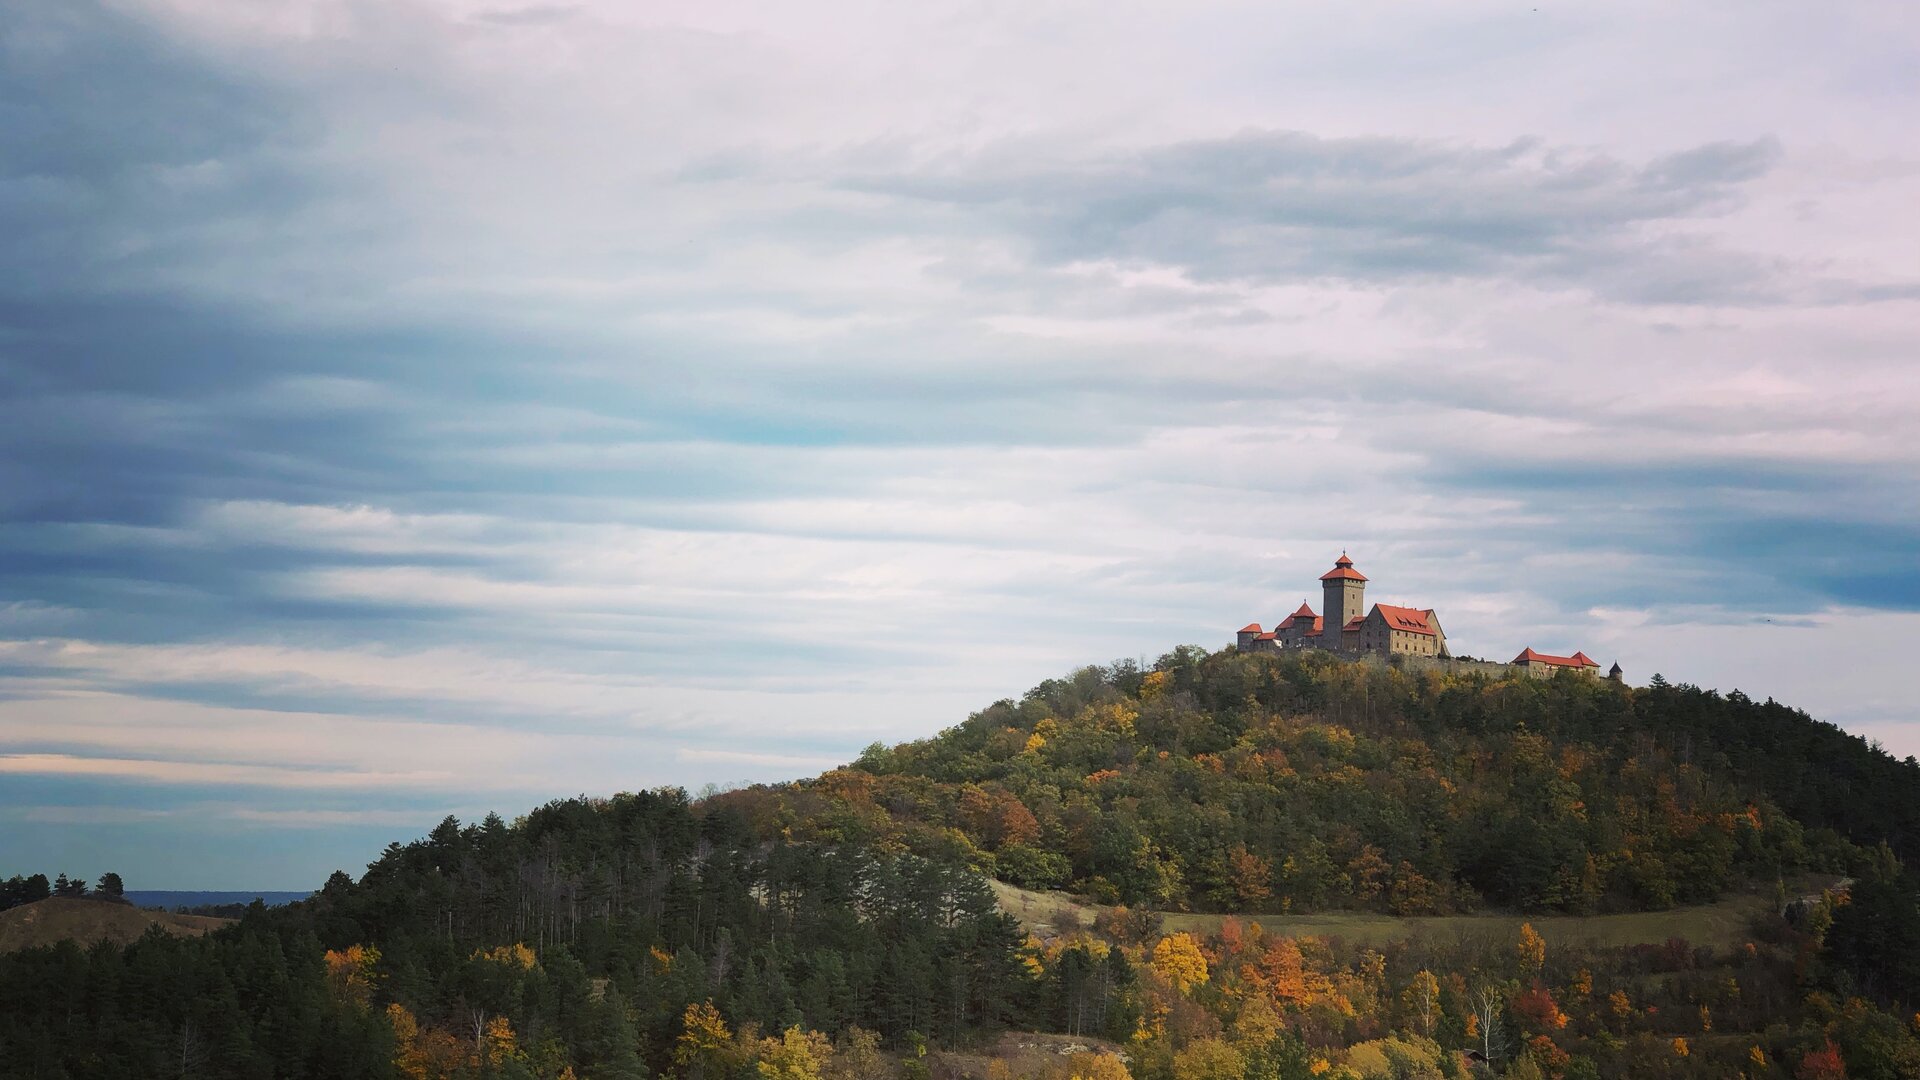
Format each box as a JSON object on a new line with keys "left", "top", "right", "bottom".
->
{"left": 3, "top": 0, "right": 1918, "bottom": 889}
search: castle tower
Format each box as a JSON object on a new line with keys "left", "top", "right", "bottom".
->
{"left": 1319, "top": 552, "right": 1367, "bottom": 651}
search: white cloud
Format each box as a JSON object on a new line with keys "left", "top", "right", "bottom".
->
{"left": 3, "top": 0, "right": 1918, "bottom": 886}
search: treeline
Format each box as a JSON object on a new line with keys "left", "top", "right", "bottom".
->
{"left": 0, "top": 925, "right": 395, "bottom": 1078}
{"left": 713, "top": 649, "right": 1915, "bottom": 914}
{"left": 0, "top": 789, "right": 1036, "bottom": 1078}
{"left": 303, "top": 790, "right": 1030, "bottom": 1045}
{"left": 1634, "top": 679, "right": 1920, "bottom": 866}
{"left": 0, "top": 870, "right": 123, "bottom": 911}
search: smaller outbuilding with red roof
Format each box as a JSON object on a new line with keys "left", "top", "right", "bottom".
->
{"left": 1510, "top": 648, "right": 1601, "bottom": 677}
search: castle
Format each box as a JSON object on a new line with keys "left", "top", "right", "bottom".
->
{"left": 1236, "top": 553, "right": 1621, "bottom": 680}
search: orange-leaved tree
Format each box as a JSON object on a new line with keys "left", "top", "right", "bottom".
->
{"left": 1796, "top": 1040, "right": 1845, "bottom": 1080}
{"left": 1516, "top": 922, "right": 1546, "bottom": 978}
{"left": 323, "top": 944, "right": 381, "bottom": 1008}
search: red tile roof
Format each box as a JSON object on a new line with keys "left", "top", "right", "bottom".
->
{"left": 1277, "top": 612, "right": 1324, "bottom": 633}
{"left": 1373, "top": 604, "right": 1438, "bottom": 636}
{"left": 1320, "top": 552, "right": 1368, "bottom": 582}
{"left": 1255, "top": 632, "right": 1276, "bottom": 641}
{"left": 1512, "top": 647, "right": 1600, "bottom": 667}
{"left": 1240, "top": 623, "right": 1264, "bottom": 634}
{"left": 1291, "top": 602, "right": 1317, "bottom": 618}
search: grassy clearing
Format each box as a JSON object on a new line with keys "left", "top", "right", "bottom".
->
{"left": 931, "top": 1031, "right": 1126, "bottom": 1080}
{"left": 991, "top": 880, "right": 1801, "bottom": 951}
{"left": 0, "top": 897, "right": 232, "bottom": 952}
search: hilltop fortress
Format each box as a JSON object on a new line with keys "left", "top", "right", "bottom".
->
{"left": 1236, "top": 553, "right": 1621, "bottom": 680}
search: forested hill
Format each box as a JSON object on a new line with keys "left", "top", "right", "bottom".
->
{"left": 716, "top": 647, "right": 1920, "bottom": 916}
{"left": 6, "top": 645, "right": 1920, "bottom": 1079}
{"left": 2, "top": 791, "right": 1032, "bottom": 1078}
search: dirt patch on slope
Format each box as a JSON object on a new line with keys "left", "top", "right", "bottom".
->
{"left": 0, "top": 897, "right": 232, "bottom": 952}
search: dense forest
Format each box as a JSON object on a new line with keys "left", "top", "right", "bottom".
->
{"left": 729, "top": 649, "right": 1916, "bottom": 915}
{"left": 2, "top": 647, "right": 1918, "bottom": 1078}
{"left": 1, "top": 789, "right": 1029, "bottom": 1079}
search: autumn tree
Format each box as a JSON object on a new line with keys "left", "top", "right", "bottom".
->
{"left": 1796, "top": 1039, "right": 1845, "bottom": 1080}
{"left": 1172, "top": 1038, "right": 1244, "bottom": 1080}
{"left": 1607, "top": 990, "right": 1633, "bottom": 1032}
{"left": 1516, "top": 923, "right": 1547, "bottom": 979}
{"left": 324, "top": 944, "right": 382, "bottom": 1009}
{"left": 759, "top": 1026, "right": 834, "bottom": 1080}
{"left": 1470, "top": 984, "right": 1508, "bottom": 1069}
{"left": 482, "top": 1016, "right": 526, "bottom": 1069}
{"left": 1246, "top": 937, "right": 1309, "bottom": 1006}
{"left": 1095, "top": 905, "right": 1162, "bottom": 947}
{"left": 1230, "top": 995, "right": 1282, "bottom": 1048}
{"left": 1512, "top": 984, "right": 1569, "bottom": 1033}
{"left": 1227, "top": 846, "right": 1273, "bottom": 908}
{"left": 1046, "top": 1053, "right": 1131, "bottom": 1080}
{"left": 826, "top": 1027, "right": 896, "bottom": 1080}
{"left": 1402, "top": 970, "right": 1441, "bottom": 1039}
{"left": 677, "top": 1001, "right": 736, "bottom": 1080}
{"left": 1152, "top": 933, "right": 1210, "bottom": 994}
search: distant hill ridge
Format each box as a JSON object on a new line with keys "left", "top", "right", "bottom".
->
{"left": 124, "top": 890, "right": 310, "bottom": 911}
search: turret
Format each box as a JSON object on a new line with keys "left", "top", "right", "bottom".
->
{"left": 1608, "top": 661, "right": 1624, "bottom": 683}
{"left": 1319, "top": 552, "right": 1367, "bottom": 651}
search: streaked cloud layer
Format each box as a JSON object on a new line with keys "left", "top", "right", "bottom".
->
{"left": 3, "top": 0, "right": 1917, "bottom": 887}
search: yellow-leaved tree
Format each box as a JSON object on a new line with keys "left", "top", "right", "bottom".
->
{"left": 757, "top": 1026, "right": 834, "bottom": 1080}
{"left": 676, "top": 1002, "right": 735, "bottom": 1080}
{"left": 824, "top": 1027, "right": 891, "bottom": 1080}
{"left": 385, "top": 1002, "right": 467, "bottom": 1080}
{"left": 1152, "top": 933, "right": 1211, "bottom": 994}
{"left": 473, "top": 942, "right": 537, "bottom": 970}
{"left": 1401, "top": 970, "right": 1441, "bottom": 1039}
{"left": 1230, "top": 995, "right": 1282, "bottom": 1048}
{"left": 483, "top": 1016, "right": 525, "bottom": 1068}
{"left": 1061, "top": 1052, "right": 1131, "bottom": 1080}
{"left": 1171, "top": 1039, "right": 1243, "bottom": 1080}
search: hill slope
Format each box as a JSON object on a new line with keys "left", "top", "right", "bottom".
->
{"left": 0, "top": 897, "right": 231, "bottom": 952}
{"left": 4, "top": 645, "right": 1918, "bottom": 1080}
{"left": 718, "top": 647, "right": 1920, "bottom": 916}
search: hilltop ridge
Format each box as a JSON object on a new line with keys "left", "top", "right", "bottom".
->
{"left": 716, "top": 645, "right": 1920, "bottom": 916}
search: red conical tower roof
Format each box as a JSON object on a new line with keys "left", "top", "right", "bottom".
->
{"left": 1319, "top": 551, "right": 1368, "bottom": 582}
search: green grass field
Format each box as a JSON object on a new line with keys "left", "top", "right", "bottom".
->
{"left": 990, "top": 879, "right": 1827, "bottom": 950}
